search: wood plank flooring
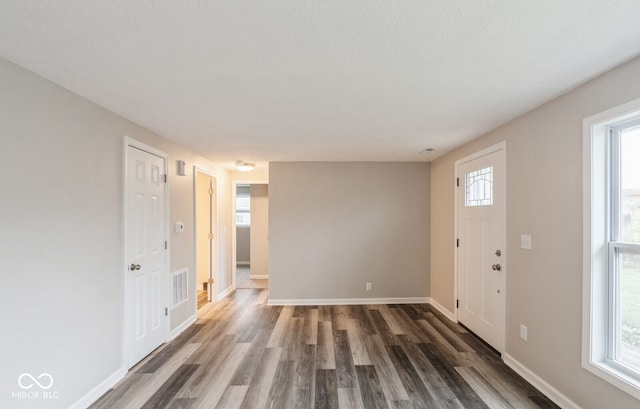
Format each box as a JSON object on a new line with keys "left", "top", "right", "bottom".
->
{"left": 90, "top": 289, "right": 558, "bottom": 409}
{"left": 236, "top": 266, "right": 269, "bottom": 289}
{"left": 197, "top": 290, "right": 208, "bottom": 310}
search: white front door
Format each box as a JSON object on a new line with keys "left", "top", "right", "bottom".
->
{"left": 125, "top": 143, "right": 168, "bottom": 368}
{"left": 456, "top": 142, "right": 506, "bottom": 352}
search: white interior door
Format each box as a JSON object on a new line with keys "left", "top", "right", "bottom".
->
{"left": 456, "top": 143, "right": 506, "bottom": 352}
{"left": 125, "top": 144, "right": 168, "bottom": 368}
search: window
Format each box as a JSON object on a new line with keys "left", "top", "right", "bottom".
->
{"left": 236, "top": 186, "right": 251, "bottom": 227}
{"left": 609, "top": 119, "right": 640, "bottom": 374}
{"left": 584, "top": 98, "right": 640, "bottom": 399}
{"left": 465, "top": 166, "right": 493, "bottom": 206}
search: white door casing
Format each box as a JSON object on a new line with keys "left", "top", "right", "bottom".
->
{"left": 124, "top": 141, "right": 169, "bottom": 368}
{"left": 231, "top": 179, "right": 269, "bottom": 290}
{"left": 195, "top": 169, "right": 216, "bottom": 303}
{"left": 456, "top": 142, "right": 506, "bottom": 352}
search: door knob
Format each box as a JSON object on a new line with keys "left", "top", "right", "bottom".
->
{"left": 492, "top": 264, "right": 501, "bottom": 271}
{"left": 130, "top": 264, "right": 141, "bottom": 271}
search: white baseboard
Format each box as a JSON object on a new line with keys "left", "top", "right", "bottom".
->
{"left": 169, "top": 313, "right": 197, "bottom": 341}
{"left": 427, "top": 297, "right": 457, "bottom": 322}
{"left": 217, "top": 285, "right": 234, "bottom": 300}
{"left": 267, "top": 297, "right": 429, "bottom": 306}
{"left": 249, "top": 275, "right": 269, "bottom": 279}
{"left": 69, "top": 366, "right": 126, "bottom": 409}
{"left": 502, "top": 353, "right": 582, "bottom": 409}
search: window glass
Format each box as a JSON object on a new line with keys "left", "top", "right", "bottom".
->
{"left": 621, "top": 125, "right": 640, "bottom": 244}
{"left": 465, "top": 166, "right": 493, "bottom": 206}
{"left": 610, "top": 121, "right": 640, "bottom": 377}
{"left": 619, "top": 249, "right": 640, "bottom": 370}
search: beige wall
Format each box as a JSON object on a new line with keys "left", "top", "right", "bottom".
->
{"left": 0, "top": 57, "right": 232, "bottom": 408}
{"left": 430, "top": 56, "right": 640, "bottom": 408}
{"left": 269, "top": 162, "right": 430, "bottom": 302}
{"left": 250, "top": 184, "right": 269, "bottom": 277}
{"left": 231, "top": 168, "right": 269, "bottom": 182}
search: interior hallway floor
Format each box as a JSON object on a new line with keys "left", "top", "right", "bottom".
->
{"left": 236, "top": 265, "right": 268, "bottom": 289}
{"left": 197, "top": 266, "right": 268, "bottom": 310}
{"left": 90, "top": 288, "right": 558, "bottom": 409}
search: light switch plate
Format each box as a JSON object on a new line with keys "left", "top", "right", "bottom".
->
{"left": 521, "top": 234, "right": 532, "bottom": 250}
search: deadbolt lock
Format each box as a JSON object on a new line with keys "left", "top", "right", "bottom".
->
{"left": 495, "top": 249, "right": 501, "bottom": 257}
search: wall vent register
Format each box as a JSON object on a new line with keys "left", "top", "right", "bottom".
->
{"left": 171, "top": 268, "right": 188, "bottom": 308}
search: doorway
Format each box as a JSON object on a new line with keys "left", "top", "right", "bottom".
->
{"left": 124, "top": 138, "right": 169, "bottom": 368}
{"left": 195, "top": 169, "right": 216, "bottom": 309}
{"left": 455, "top": 142, "right": 506, "bottom": 352}
{"left": 234, "top": 183, "right": 269, "bottom": 289}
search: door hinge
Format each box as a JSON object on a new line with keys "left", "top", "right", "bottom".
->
{"left": 163, "top": 174, "right": 167, "bottom": 183}
{"left": 165, "top": 307, "right": 168, "bottom": 316}
{"left": 208, "top": 187, "right": 214, "bottom": 196}
{"left": 208, "top": 233, "right": 214, "bottom": 240}
{"left": 456, "top": 238, "right": 459, "bottom": 248}
{"left": 164, "top": 240, "right": 168, "bottom": 250}
{"left": 456, "top": 177, "right": 459, "bottom": 187}
{"left": 456, "top": 299, "right": 459, "bottom": 309}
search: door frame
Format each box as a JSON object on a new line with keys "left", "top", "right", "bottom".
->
{"left": 454, "top": 141, "right": 507, "bottom": 348}
{"left": 193, "top": 167, "right": 217, "bottom": 305}
{"left": 231, "top": 179, "right": 268, "bottom": 290}
{"left": 122, "top": 136, "right": 170, "bottom": 369}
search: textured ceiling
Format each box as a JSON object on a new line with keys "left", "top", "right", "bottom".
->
{"left": 1, "top": 1, "right": 640, "bottom": 169}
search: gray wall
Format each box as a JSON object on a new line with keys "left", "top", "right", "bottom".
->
{"left": 269, "top": 162, "right": 430, "bottom": 301}
{"left": 430, "top": 56, "right": 640, "bottom": 408}
{"left": 0, "top": 57, "right": 233, "bottom": 408}
{"left": 250, "top": 184, "right": 269, "bottom": 277}
{"left": 236, "top": 227, "right": 250, "bottom": 264}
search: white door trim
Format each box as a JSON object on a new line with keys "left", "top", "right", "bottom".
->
{"left": 454, "top": 141, "right": 507, "bottom": 350}
{"left": 231, "top": 179, "right": 268, "bottom": 290}
{"left": 193, "top": 167, "right": 217, "bottom": 306}
{"left": 122, "top": 136, "right": 170, "bottom": 369}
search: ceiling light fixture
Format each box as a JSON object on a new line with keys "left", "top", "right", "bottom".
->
{"left": 235, "top": 161, "right": 255, "bottom": 172}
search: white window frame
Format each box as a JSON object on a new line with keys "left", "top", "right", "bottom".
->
{"left": 583, "top": 97, "right": 640, "bottom": 399}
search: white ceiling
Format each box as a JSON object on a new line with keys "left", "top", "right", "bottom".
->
{"left": 1, "top": 1, "right": 640, "bottom": 170}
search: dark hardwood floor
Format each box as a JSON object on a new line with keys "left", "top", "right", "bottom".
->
{"left": 90, "top": 289, "right": 558, "bottom": 409}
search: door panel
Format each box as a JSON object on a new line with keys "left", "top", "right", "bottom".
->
{"left": 462, "top": 218, "right": 483, "bottom": 316}
{"left": 126, "top": 145, "right": 168, "bottom": 368}
{"left": 135, "top": 274, "right": 145, "bottom": 339}
{"left": 457, "top": 144, "right": 505, "bottom": 352}
{"left": 151, "top": 270, "right": 160, "bottom": 330}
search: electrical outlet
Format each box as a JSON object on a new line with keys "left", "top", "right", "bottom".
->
{"left": 520, "top": 324, "right": 528, "bottom": 341}
{"left": 366, "top": 282, "right": 372, "bottom": 291}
